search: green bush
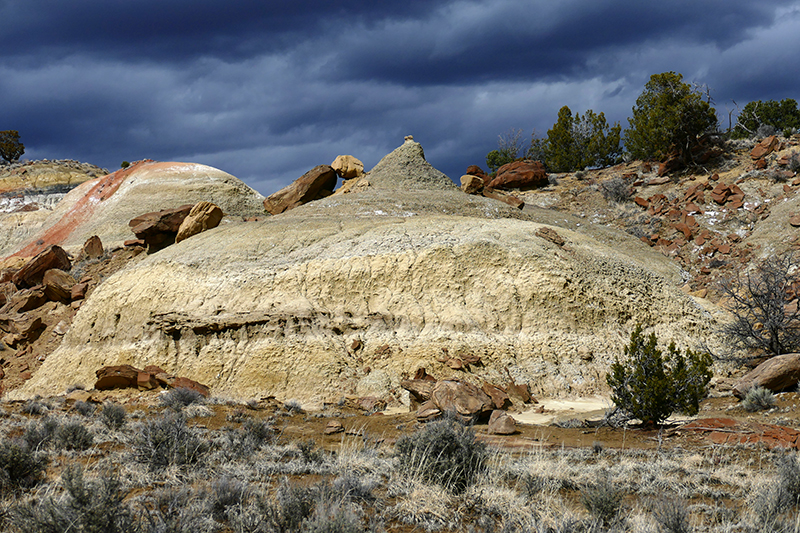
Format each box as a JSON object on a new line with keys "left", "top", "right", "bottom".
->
{"left": 395, "top": 416, "right": 486, "bottom": 494}
{"left": 606, "top": 325, "right": 713, "bottom": 425}
{"left": 0, "top": 130, "right": 24, "bottom": 163}
{"left": 624, "top": 72, "right": 717, "bottom": 163}
{"left": 542, "top": 106, "right": 622, "bottom": 172}
{"left": 732, "top": 99, "right": 800, "bottom": 139}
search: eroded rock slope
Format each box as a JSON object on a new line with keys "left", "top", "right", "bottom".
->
{"left": 14, "top": 141, "right": 721, "bottom": 403}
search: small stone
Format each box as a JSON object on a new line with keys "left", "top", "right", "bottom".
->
{"left": 488, "top": 410, "right": 517, "bottom": 435}
{"left": 324, "top": 420, "right": 345, "bottom": 435}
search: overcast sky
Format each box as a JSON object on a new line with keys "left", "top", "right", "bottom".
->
{"left": 1, "top": 1, "right": 799, "bottom": 196}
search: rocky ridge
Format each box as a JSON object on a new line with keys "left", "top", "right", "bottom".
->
{"left": 11, "top": 139, "right": 723, "bottom": 406}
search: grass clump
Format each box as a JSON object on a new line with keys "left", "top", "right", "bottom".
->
{"left": 579, "top": 473, "right": 623, "bottom": 526}
{"left": 742, "top": 385, "right": 777, "bottom": 412}
{"left": 395, "top": 416, "right": 486, "bottom": 494}
{"left": 54, "top": 420, "right": 94, "bottom": 451}
{"left": 100, "top": 402, "right": 127, "bottom": 430}
{"left": 131, "top": 412, "right": 208, "bottom": 469}
{"left": 0, "top": 439, "right": 48, "bottom": 490}
{"left": 159, "top": 387, "right": 206, "bottom": 410}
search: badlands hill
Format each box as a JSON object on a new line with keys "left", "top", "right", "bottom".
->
{"left": 8, "top": 139, "right": 728, "bottom": 405}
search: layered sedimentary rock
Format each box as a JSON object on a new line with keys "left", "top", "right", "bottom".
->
{"left": 2, "top": 161, "right": 264, "bottom": 258}
{"left": 13, "top": 140, "right": 720, "bottom": 404}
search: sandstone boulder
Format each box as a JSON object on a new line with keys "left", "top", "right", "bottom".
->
{"left": 331, "top": 155, "right": 364, "bottom": 179}
{"left": 488, "top": 410, "right": 517, "bottom": 435}
{"left": 751, "top": 135, "right": 781, "bottom": 160}
{"left": 95, "top": 365, "right": 140, "bottom": 390}
{"left": 460, "top": 175, "right": 484, "bottom": 194}
{"left": 465, "top": 165, "right": 489, "bottom": 180}
{"left": 175, "top": 202, "right": 224, "bottom": 243}
{"left": 12, "top": 245, "right": 71, "bottom": 288}
{"left": 324, "top": 420, "right": 345, "bottom": 434}
{"left": 264, "top": 165, "right": 338, "bottom": 215}
{"left": 733, "top": 353, "right": 800, "bottom": 398}
{"left": 129, "top": 205, "right": 193, "bottom": 252}
{"left": 42, "top": 269, "right": 76, "bottom": 302}
{"left": 487, "top": 161, "right": 547, "bottom": 190}
{"left": 430, "top": 379, "right": 493, "bottom": 423}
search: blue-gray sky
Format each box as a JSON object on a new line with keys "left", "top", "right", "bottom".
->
{"left": 1, "top": 0, "right": 799, "bottom": 195}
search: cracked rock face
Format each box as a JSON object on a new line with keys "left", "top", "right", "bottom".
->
{"left": 13, "top": 142, "right": 723, "bottom": 403}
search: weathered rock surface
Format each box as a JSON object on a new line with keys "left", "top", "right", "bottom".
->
{"left": 732, "top": 353, "right": 800, "bottom": 398}
{"left": 346, "top": 138, "right": 457, "bottom": 191}
{"left": 751, "top": 135, "right": 781, "bottom": 160}
{"left": 12, "top": 141, "right": 720, "bottom": 403}
{"left": 2, "top": 161, "right": 264, "bottom": 258}
{"left": 176, "top": 202, "right": 224, "bottom": 243}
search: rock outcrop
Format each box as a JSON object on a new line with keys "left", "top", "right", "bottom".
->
{"left": 12, "top": 140, "right": 720, "bottom": 404}
{"left": 1, "top": 161, "right": 264, "bottom": 258}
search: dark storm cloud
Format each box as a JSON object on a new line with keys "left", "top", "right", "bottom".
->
{"left": 1, "top": 0, "right": 799, "bottom": 195}
{"left": 0, "top": 1, "right": 447, "bottom": 63}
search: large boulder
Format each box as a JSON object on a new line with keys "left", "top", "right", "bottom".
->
{"left": 487, "top": 161, "right": 548, "bottom": 190}
{"left": 733, "top": 353, "right": 800, "bottom": 398}
{"left": 129, "top": 205, "right": 193, "bottom": 252}
{"left": 12, "top": 245, "right": 71, "bottom": 288}
{"left": 263, "top": 165, "right": 338, "bottom": 215}
{"left": 331, "top": 155, "right": 364, "bottom": 179}
{"left": 11, "top": 140, "right": 722, "bottom": 403}
{"left": 430, "top": 379, "right": 493, "bottom": 422}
